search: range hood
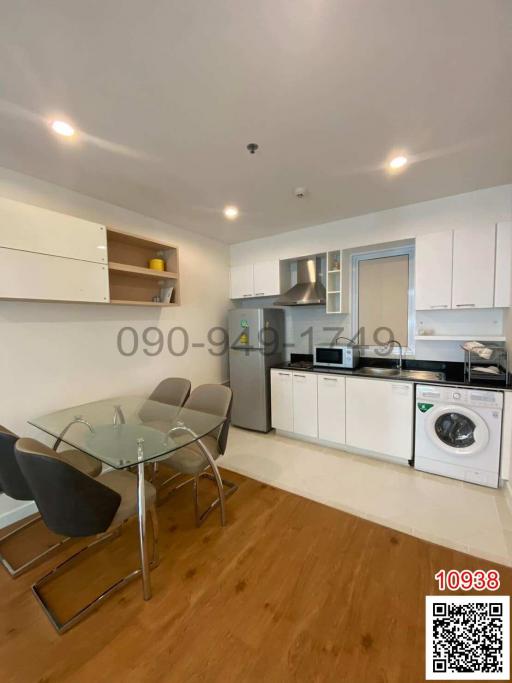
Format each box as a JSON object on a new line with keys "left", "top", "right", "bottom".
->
{"left": 275, "top": 257, "right": 326, "bottom": 306}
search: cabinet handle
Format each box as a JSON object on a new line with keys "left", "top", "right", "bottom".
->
{"left": 323, "top": 377, "right": 338, "bottom": 382}
{"left": 255, "top": 292, "right": 265, "bottom": 296}
{"left": 429, "top": 304, "right": 448, "bottom": 309}
{"left": 455, "top": 303, "right": 475, "bottom": 307}
{"left": 294, "top": 374, "right": 306, "bottom": 378}
{"left": 243, "top": 294, "right": 252, "bottom": 298}
{"left": 278, "top": 372, "right": 290, "bottom": 376}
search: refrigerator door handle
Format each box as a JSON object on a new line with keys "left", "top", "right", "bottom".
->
{"left": 231, "top": 345, "right": 262, "bottom": 351}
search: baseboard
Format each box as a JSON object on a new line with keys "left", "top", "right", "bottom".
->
{"left": 274, "top": 430, "right": 410, "bottom": 467}
{"left": 0, "top": 500, "right": 37, "bottom": 530}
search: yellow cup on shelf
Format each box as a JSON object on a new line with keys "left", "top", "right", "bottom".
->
{"left": 149, "top": 258, "right": 166, "bottom": 271}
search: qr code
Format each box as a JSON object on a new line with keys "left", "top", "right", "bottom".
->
{"left": 426, "top": 596, "right": 510, "bottom": 680}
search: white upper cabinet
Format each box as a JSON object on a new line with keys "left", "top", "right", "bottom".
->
{"left": 415, "top": 231, "right": 453, "bottom": 310}
{"left": 230, "top": 260, "right": 280, "bottom": 299}
{"left": 230, "top": 264, "right": 254, "bottom": 299}
{"left": 0, "top": 248, "right": 109, "bottom": 303}
{"left": 494, "top": 222, "right": 512, "bottom": 308}
{"left": 253, "top": 260, "right": 280, "bottom": 297}
{"left": 452, "top": 225, "right": 496, "bottom": 309}
{"left": 416, "top": 225, "right": 508, "bottom": 310}
{"left": 0, "top": 196, "right": 110, "bottom": 303}
{"left": 0, "top": 196, "right": 107, "bottom": 264}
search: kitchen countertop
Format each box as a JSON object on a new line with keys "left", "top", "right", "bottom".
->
{"left": 272, "top": 359, "right": 512, "bottom": 391}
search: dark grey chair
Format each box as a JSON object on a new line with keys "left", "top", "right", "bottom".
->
{"left": 15, "top": 438, "right": 159, "bottom": 634}
{"left": 0, "top": 425, "right": 102, "bottom": 578}
{"left": 157, "top": 384, "right": 237, "bottom": 527}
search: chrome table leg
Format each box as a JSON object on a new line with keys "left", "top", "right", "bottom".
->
{"left": 136, "top": 439, "right": 151, "bottom": 601}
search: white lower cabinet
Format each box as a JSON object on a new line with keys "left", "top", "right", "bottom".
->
{"left": 271, "top": 370, "right": 413, "bottom": 463}
{"left": 292, "top": 372, "right": 318, "bottom": 438}
{"left": 345, "top": 377, "right": 413, "bottom": 461}
{"left": 270, "top": 370, "right": 294, "bottom": 432}
{"left": 271, "top": 369, "right": 318, "bottom": 436}
{"left": 317, "top": 374, "right": 346, "bottom": 443}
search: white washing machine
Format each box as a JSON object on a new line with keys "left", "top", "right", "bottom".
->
{"left": 415, "top": 384, "right": 503, "bottom": 488}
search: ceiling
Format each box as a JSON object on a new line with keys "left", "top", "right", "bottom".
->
{"left": 0, "top": 1, "right": 511, "bottom": 244}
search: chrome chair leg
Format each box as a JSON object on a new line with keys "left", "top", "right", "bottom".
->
{"left": 32, "top": 514, "right": 159, "bottom": 634}
{"left": 195, "top": 438, "right": 232, "bottom": 526}
{"left": 193, "top": 474, "right": 200, "bottom": 526}
{"left": 149, "top": 462, "right": 160, "bottom": 484}
{"left": 156, "top": 470, "right": 198, "bottom": 508}
{"left": 155, "top": 438, "right": 238, "bottom": 527}
{"left": 0, "top": 514, "right": 68, "bottom": 579}
{"left": 194, "top": 469, "right": 238, "bottom": 528}
{"left": 158, "top": 463, "right": 237, "bottom": 527}
{"left": 157, "top": 470, "right": 184, "bottom": 492}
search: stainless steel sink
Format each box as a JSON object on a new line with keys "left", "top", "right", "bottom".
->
{"left": 358, "top": 367, "right": 445, "bottom": 382}
{"left": 399, "top": 369, "right": 445, "bottom": 382}
{"left": 358, "top": 367, "right": 400, "bottom": 377}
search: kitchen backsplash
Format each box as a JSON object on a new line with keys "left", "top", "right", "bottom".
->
{"left": 232, "top": 298, "right": 504, "bottom": 362}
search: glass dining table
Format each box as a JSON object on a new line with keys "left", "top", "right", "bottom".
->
{"left": 29, "top": 395, "right": 225, "bottom": 601}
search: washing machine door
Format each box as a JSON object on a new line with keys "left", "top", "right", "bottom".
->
{"left": 425, "top": 404, "right": 489, "bottom": 456}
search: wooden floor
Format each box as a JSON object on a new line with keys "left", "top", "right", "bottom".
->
{"left": 0, "top": 469, "right": 510, "bottom": 683}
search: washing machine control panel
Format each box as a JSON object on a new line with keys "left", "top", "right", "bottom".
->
{"left": 416, "top": 384, "right": 503, "bottom": 409}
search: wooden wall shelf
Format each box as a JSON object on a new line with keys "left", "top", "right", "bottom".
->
{"left": 108, "top": 262, "right": 178, "bottom": 280}
{"left": 110, "top": 300, "right": 178, "bottom": 307}
{"left": 106, "top": 228, "right": 180, "bottom": 306}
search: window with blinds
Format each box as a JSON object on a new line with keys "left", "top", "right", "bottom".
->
{"left": 352, "top": 248, "right": 414, "bottom": 348}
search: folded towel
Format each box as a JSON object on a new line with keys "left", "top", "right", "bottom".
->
{"left": 472, "top": 365, "right": 501, "bottom": 375}
{"left": 462, "top": 341, "right": 493, "bottom": 360}
{"left": 462, "top": 341, "right": 484, "bottom": 352}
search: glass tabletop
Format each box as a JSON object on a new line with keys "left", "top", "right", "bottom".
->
{"left": 29, "top": 396, "right": 225, "bottom": 469}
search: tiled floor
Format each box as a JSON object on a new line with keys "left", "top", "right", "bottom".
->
{"left": 219, "top": 427, "right": 512, "bottom": 567}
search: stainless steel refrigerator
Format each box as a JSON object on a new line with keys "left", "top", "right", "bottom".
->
{"left": 228, "top": 308, "right": 285, "bottom": 432}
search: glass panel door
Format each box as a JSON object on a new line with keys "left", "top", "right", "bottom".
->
{"left": 434, "top": 412, "right": 476, "bottom": 449}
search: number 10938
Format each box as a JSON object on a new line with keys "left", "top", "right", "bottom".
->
{"left": 434, "top": 569, "right": 500, "bottom": 592}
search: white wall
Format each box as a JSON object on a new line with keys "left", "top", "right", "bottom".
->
{"left": 231, "top": 185, "right": 512, "bottom": 361}
{"left": 231, "top": 185, "right": 512, "bottom": 264}
{"left": 0, "top": 166, "right": 230, "bottom": 526}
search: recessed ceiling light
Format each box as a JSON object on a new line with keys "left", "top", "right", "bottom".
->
{"left": 389, "top": 155, "right": 408, "bottom": 170}
{"left": 50, "top": 120, "right": 75, "bottom": 137}
{"left": 223, "top": 205, "right": 239, "bottom": 220}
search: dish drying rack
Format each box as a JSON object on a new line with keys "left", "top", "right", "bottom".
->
{"left": 462, "top": 342, "right": 508, "bottom": 385}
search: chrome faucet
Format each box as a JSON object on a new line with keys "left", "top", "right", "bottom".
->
{"left": 388, "top": 339, "right": 403, "bottom": 371}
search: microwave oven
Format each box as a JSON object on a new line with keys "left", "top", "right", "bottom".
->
{"left": 314, "top": 344, "right": 360, "bottom": 369}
